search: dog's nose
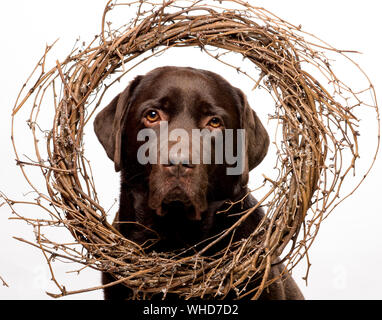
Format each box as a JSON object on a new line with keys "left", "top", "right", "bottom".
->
{"left": 162, "top": 154, "right": 195, "bottom": 176}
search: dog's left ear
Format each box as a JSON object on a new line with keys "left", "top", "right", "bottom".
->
{"left": 94, "top": 75, "right": 143, "bottom": 172}
{"left": 236, "top": 89, "right": 270, "bottom": 183}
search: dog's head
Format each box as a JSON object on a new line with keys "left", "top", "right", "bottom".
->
{"left": 94, "top": 66, "right": 269, "bottom": 222}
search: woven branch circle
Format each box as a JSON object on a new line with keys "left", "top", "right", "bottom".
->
{"left": 9, "top": 0, "right": 379, "bottom": 299}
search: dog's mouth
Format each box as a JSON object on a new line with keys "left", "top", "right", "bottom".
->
{"left": 155, "top": 189, "right": 202, "bottom": 221}
{"left": 156, "top": 201, "right": 201, "bottom": 221}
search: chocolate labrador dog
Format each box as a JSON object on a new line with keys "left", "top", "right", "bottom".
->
{"left": 94, "top": 66, "right": 304, "bottom": 300}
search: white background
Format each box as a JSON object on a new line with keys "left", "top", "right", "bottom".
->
{"left": 0, "top": 0, "right": 381, "bottom": 300}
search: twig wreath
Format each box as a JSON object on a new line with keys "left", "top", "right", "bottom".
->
{"left": 5, "top": 0, "right": 379, "bottom": 299}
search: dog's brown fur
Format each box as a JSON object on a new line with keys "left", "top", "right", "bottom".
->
{"left": 94, "top": 66, "right": 304, "bottom": 300}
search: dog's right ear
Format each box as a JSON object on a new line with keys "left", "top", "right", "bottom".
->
{"left": 234, "top": 88, "right": 270, "bottom": 186}
{"left": 94, "top": 76, "right": 143, "bottom": 172}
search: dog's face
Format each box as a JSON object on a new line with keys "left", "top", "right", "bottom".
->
{"left": 94, "top": 66, "right": 269, "bottom": 224}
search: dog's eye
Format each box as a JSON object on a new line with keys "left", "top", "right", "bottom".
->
{"left": 145, "top": 110, "right": 160, "bottom": 123}
{"left": 208, "top": 117, "right": 222, "bottom": 128}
